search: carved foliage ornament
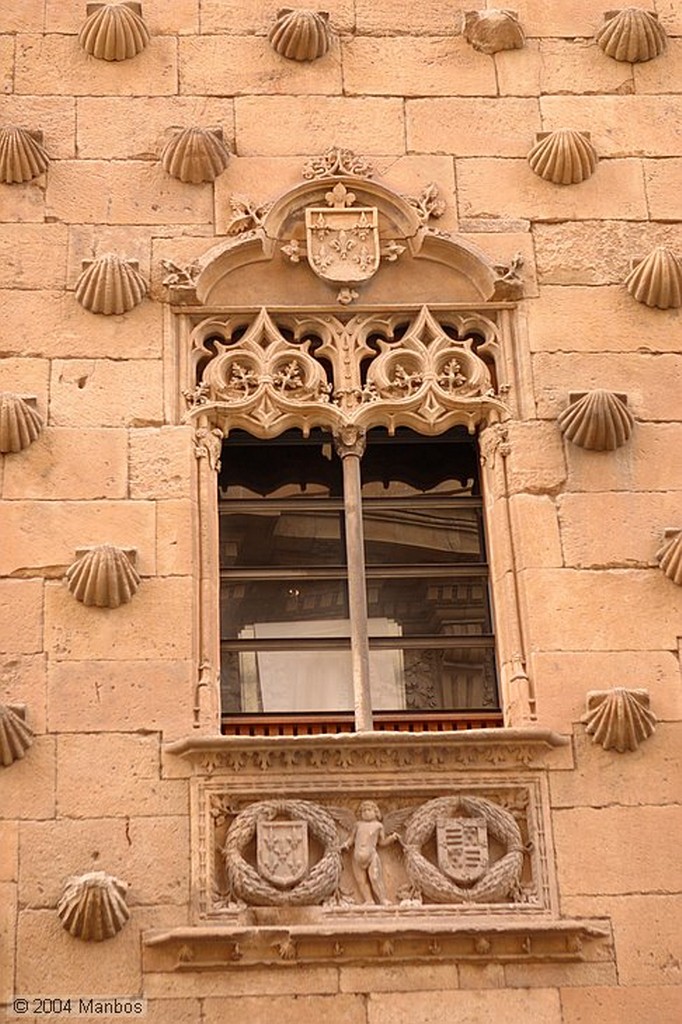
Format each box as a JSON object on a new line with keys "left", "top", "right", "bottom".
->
{"left": 582, "top": 689, "right": 656, "bottom": 752}
{"left": 0, "top": 126, "right": 49, "bottom": 184}
{"left": 596, "top": 8, "right": 666, "bottom": 63}
{"left": 303, "top": 147, "right": 374, "bottom": 180}
{"left": 0, "top": 703, "right": 34, "bottom": 768}
{"left": 269, "top": 9, "right": 332, "bottom": 61}
{"left": 557, "top": 390, "right": 633, "bottom": 451}
{"left": 462, "top": 10, "right": 525, "bottom": 54}
{"left": 58, "top": 872, "right": 130, "bottom": 941}
{"left": 0, "top": 394, "right": 43, "bottom": 454}
{"left": 79, "top": 2, "right": 150, "bottom": 62}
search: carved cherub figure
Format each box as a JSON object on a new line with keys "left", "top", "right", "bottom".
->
{"left": 342, "top": 800, "right": 401, "bottom": 905}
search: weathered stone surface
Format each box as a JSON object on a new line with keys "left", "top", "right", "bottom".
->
{"left": 0, "top": 357, "right": 49, "bottom": 413}
{"left": 235, "top": 97, "right": 405, "bottom": 155}
{"left": 0, "top": 580, "right": 43, "bottom": 655}
{"left": 407, "top": 97, "right": 540, "bottom": 157}
{"left": 201, "top": 0, "right": 354, "bottom": 34}
{"left": 156, "top": 501, "right": 195, "bottom": 577}
{"left": 0, "top": 821, "right": 18, "bottom": 881}
{"left": 0, "top": 224, "right": 67, "bottom": 289}
{"left": 541, "top": 95, "right": 682, "bottom": 156}
{"left": 634, "top": 38, "right": 682, "bottom": 92}
{"left": 0, "top": 178, "right": 45, "bottom": 223}
{"left": 561, "top": 985, "right": 682, "bottom": 1024}
{"left": 538, "top": 39, "right": 635, "bottom": 95}
{"left": 144, "top": 966, "right": 339, "bottom": 999}
{"left": 565, "top": 423, "right": 682, "bottom": 493}
{"left": 511, "top": 1, "right": 641, "bottom": 38}
{"left": 129, "top": 427, "right": 194, "bottom": 500}
{"left": 460, "top": 229, "right": 538, "bottom": 295}
{"left": 355, "top": 0, "right": 455, "bottom": 35}
{"left": 45, "top": 0, "right": 199, "bottom": 35}
{"left": 0, "top": 500, "right": 156, "bottom": 577}
{"left": 339, "top": 963, "right": 458, "bottom": 993}
{"left": 524, "top": 286, "right": 682, "bottom": 353}
{"left": 343, "top": 36, "right": 497, "bottom": 96}
{"left": 656, "top": 0, "right": 682, "bottom": 35}
{"left": 505, "top": 421, "right": 567, "bottom": 495}
{"left": 644, "top": 158, "right": 682, "bottom": 220}
{"left": 47, "top": 660, "right": 193, "bottom": 737}
{"left": 204, "top": 996, "right": 366, "bottom": 1024}
{"left": 457, "top": 158, "right": 647, "bottom": 222}
{"left": 457, "top": 964, "right": 505, "bottom": 989}
{"left": 57, "top": 734, "right": 187, "bottom": 818}
{"left": 1, "top": 0, "right": 43, "bottom": 32}
{"left": 0, "top": 882, "right": 16, "bottom": 1003}
{"left": 522, "top": 569, "right": 682, "bottom": 651}
{"left": 15, "top": 34, "right": 177, "bottom": 96}
{"left": 533, "top": 221, "right": 682, "bottom": 285}
{"left": 509, "top": 494, "right": 563, "bottom": 567}
{"left": 0, "top": 737, "right": 55, "bottom": 820}
{"left": 3, "top": 428, "right": 128, "bottom": 500}
{"left": 0, "top": 96, "right": 76, "bottom": 158}
{"left": 366, "top": 989, "right": 562, "bottom": 1024}
{"left": 503, "top": 962, "right": 617, "bottom": 988}
{"left": 554, "top": 806, "right": 681, "bottom": 895}
{"left": 49, "top": 360, "right": 163, "bottom": 428}
{"left": 0, "top": 654, "right": 47, "bottom": 733}
{"left": 558, "top": 493, "right": 682, "bottom": 569}
{"left": 0, "top": 37, "right": 12, "bottom": 95}
{"left": 495, "top": 39, "right": 540, "bottom": 97}
{"left": 45, "top": 577, "right": 193, "bottom": 661}
{"left": 180, "top": 35, "right": 342, "bottom": 95}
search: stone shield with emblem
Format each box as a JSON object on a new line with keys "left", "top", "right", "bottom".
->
{"left": 256, "top": 819, "right": 309, "bottom": 888}
{"left": 305, "top": 182, "right": 380, "bottom": 285}
{"left": 436, "top": 816, "right": 489, "bottom": 884}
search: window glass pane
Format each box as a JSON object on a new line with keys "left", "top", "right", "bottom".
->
{"left": 368, "top": 646, "right": 499, "bottom": 712}
{"left": 219, "top": 429, "right": 341, "bottom": 499}
{"left": 361, "top": 428, "right": 479, "bottom": 497}
{"left": 363, "top": 505, "right": 483, "bottom": 564}
{"left": 220, "top": 508, "right": 345, "bottom": 567}
{"left": 221, "top": 579, "right": 349, "bottom": 638}
{"left": 365, "top": 575, "right": 493, "bottom": 637}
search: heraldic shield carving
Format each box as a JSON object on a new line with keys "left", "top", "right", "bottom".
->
{"left": 256, "top": 819, "right": 309, "bottom": 888}
{"left": 436, "top": 816, "right": 489, "bottom": 884}
{"left": 305, "top": 182, "right": 381, "bottom": 285}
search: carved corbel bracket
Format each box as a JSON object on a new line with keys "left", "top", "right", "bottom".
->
{"left": 581, "top": 688, "right": 657, "bottom": 753}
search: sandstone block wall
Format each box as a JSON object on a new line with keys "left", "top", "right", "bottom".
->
{"left": 1, "top": 2, "right": 681, "bottom": 1022}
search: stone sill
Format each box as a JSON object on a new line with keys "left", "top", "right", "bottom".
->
{"left": 144, "top": 917, "right": 611, "bottom": 971}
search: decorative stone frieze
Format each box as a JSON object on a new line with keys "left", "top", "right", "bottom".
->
{"left": 58, "top": 872, "right": 130, "bottom": 942}
{"left": 0, "top": 703, "right": 34, "bottom": 768}
{"left": 65, "top": 545, "right": 140, "bottom": 608}
{"left": 657, "top": 529, "right": 682, "bottom": 586}
{"left": 303, "top": 146, "right": 374, "bottom": 180}
{"left": 268, "top": 9, "right": 332, "bottom": 62}
{"left": 581, "top": 689, "right": 657, "bottom": 753}
{"left": 557, "top": 390, "right": 634, "bottom": 451}
{"left": 0, "top": 394, "right": 43, "bottom": 454}
{"left": 596, "top": 8, "right": 667, "bottom": 63}
{"left": 75, "top": 254, "right": 148, "bottom": 315}
{"left": 161, "top": 127, "right": 231, "bottom": 185}
{"left": 462, "top": 10, "right": 525, "bottom": 54}
{"left": 624, "top": 245, "right": 682, "bottom": 309}
{"left": 79, "top": 2, "right": 150, "bottom": 62}
{"left": 528, "top": 130, "right": 598, "bottom": 186}
{"left": 0, "top": 126, "right": 49, "bottom": 184}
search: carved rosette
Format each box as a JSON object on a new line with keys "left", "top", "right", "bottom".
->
{"left": 58, "top": 872, "right": 130, "bottom": 941}
{"left": 0, "top": 704, "right": 34, "bottom": 768}
{"left": 596, "top": 8, "right": 666, "bottom": 63}
{"left": 268, "top": 9, "right": 331, "bottom": 61}
{"left": 79, "top": 2, "right": 150, "bottom": 61}
{"left": 65, "top": 545, "right": 140, "bottom": 608}
{"left": 0, "top": 126, "right": 49, "bottom": 184}
{"left": 657, "top": 530, "right": 682, "bottom": 586}
{"left": 581, "top": 689, "right": 657, "bottom": 753}
{"left": 528, "top": 130, "right": 598, "bottom": 185}
{"left": 0, "top": 394, "right": 43, "bottom": 454}
{"left": 557, "top": 390, "right": 634, "bottom": 451}
{"left": 75, "top": 254, "right": 148, "bottom": 315}
{"left": 462, "top": 10, "right": 525, "bottom": 54}
{"left": 161, "top": 127, "right": 231, "bottom": 184}
{"left": 625, "top": 246, "right": 682, "bottom": 310}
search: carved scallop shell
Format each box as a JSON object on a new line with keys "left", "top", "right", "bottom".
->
{"left": 528, "top": 130, "right": 598, "bottom": 185}
{"left": 624, "top": 246, "right": 682, "bottom": 310}
{"left": 58, "top": 872, "right": 130, "bottom": 942}
{"left": 557, "top": 390, "right": 634, "bottom": 451}
{"left": 161, "top": 127, "right": 231, "bottom": 184}
{"left": 65, "top": 545, "right": 140, "bottom": 608}
{"left": 0, "top": 126, "right": 49, "bottom": 184}
{"left": 582, "top": 689, "right": 656, "bottom": 753}
{"left": 79, "top": 2, "right": 150, "bottom": 62}
{"left": 0, "top": 393, "right": 43, "bottom": 454}
{"left": 0, "top": 704, "right": 34, "bottom": 768}
{"left": 268, "top": 9, "right": 331, "bottom": 61}
{"left": 463, "top": 10, "right": 525, "bottom": 54}
{"left": 596, "top": 8, "right": 666, "bottom": 63}
{"left": 657, "top": 530, "right": 682, "bottom": 586}
{"left": 75, "top": 254, "right": 147, "bottom": 316}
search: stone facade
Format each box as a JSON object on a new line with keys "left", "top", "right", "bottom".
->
{"left": 1, "top": 3, "right": 681, "bottom": 1023}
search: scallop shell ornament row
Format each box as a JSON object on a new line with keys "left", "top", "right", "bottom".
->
{"left": 79, "top": 2, "right": 150, "bottom": 62}
{"left": 58, "top": 872, "right": 130, "bottom": 942}
{"left": 0, "top": 126, "right": 49, "bottom": 184}
{"left": 557, "top": 390, "right": 634, "bottom": 451}
{"left": 528, "top": 130, "right": 598, "bottom": 185}
{"left": 75, "top": 254, "right": 147, "bottom": 315}
{"left": 0, "top": 394, "right": 43, "bottom": 454}
{"left": 161, "top": 127, "right": 231, "bottom": 184}
{"left": 596, "top": 8, "right": 666, "bottom": 63}
{"left": 582, "top": 689, "right": 656, "bottom": 753}
{"left": 462, "top": 10, "right": 525, "bottom": 54}
{"left": 65, "top": 545, "right": 140, "bottom": 608}
{"left": 269, "top": 9, "right": 331, "bottom": 61}
{"left": 625, "top": 246, "right": 682, "bottom": 310}
{"left": 0, "top": 704, "right": 34, "bottom": 768}
{"left": 657, "top": 530, "right": 682, "bottom": 587}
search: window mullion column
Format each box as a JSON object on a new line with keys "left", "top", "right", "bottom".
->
{"left": 334, "top": 426, "right": 373, "bottom": 732}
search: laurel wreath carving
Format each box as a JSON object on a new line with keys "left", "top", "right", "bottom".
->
{"left": 223, "top": 799, "right": 342, "bottom": 906}
{"left": 403, "top": 795, "right": 524, "bottom": 904}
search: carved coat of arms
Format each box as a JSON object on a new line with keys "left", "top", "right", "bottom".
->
{"left": 436, "top": 816, "right": 489, "bottom": 884}
{"left": 256, "top": 820, "right": 309, "bottom": 888}
{"left": 305, "top": 182, "right": 380, "bottom": 285}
